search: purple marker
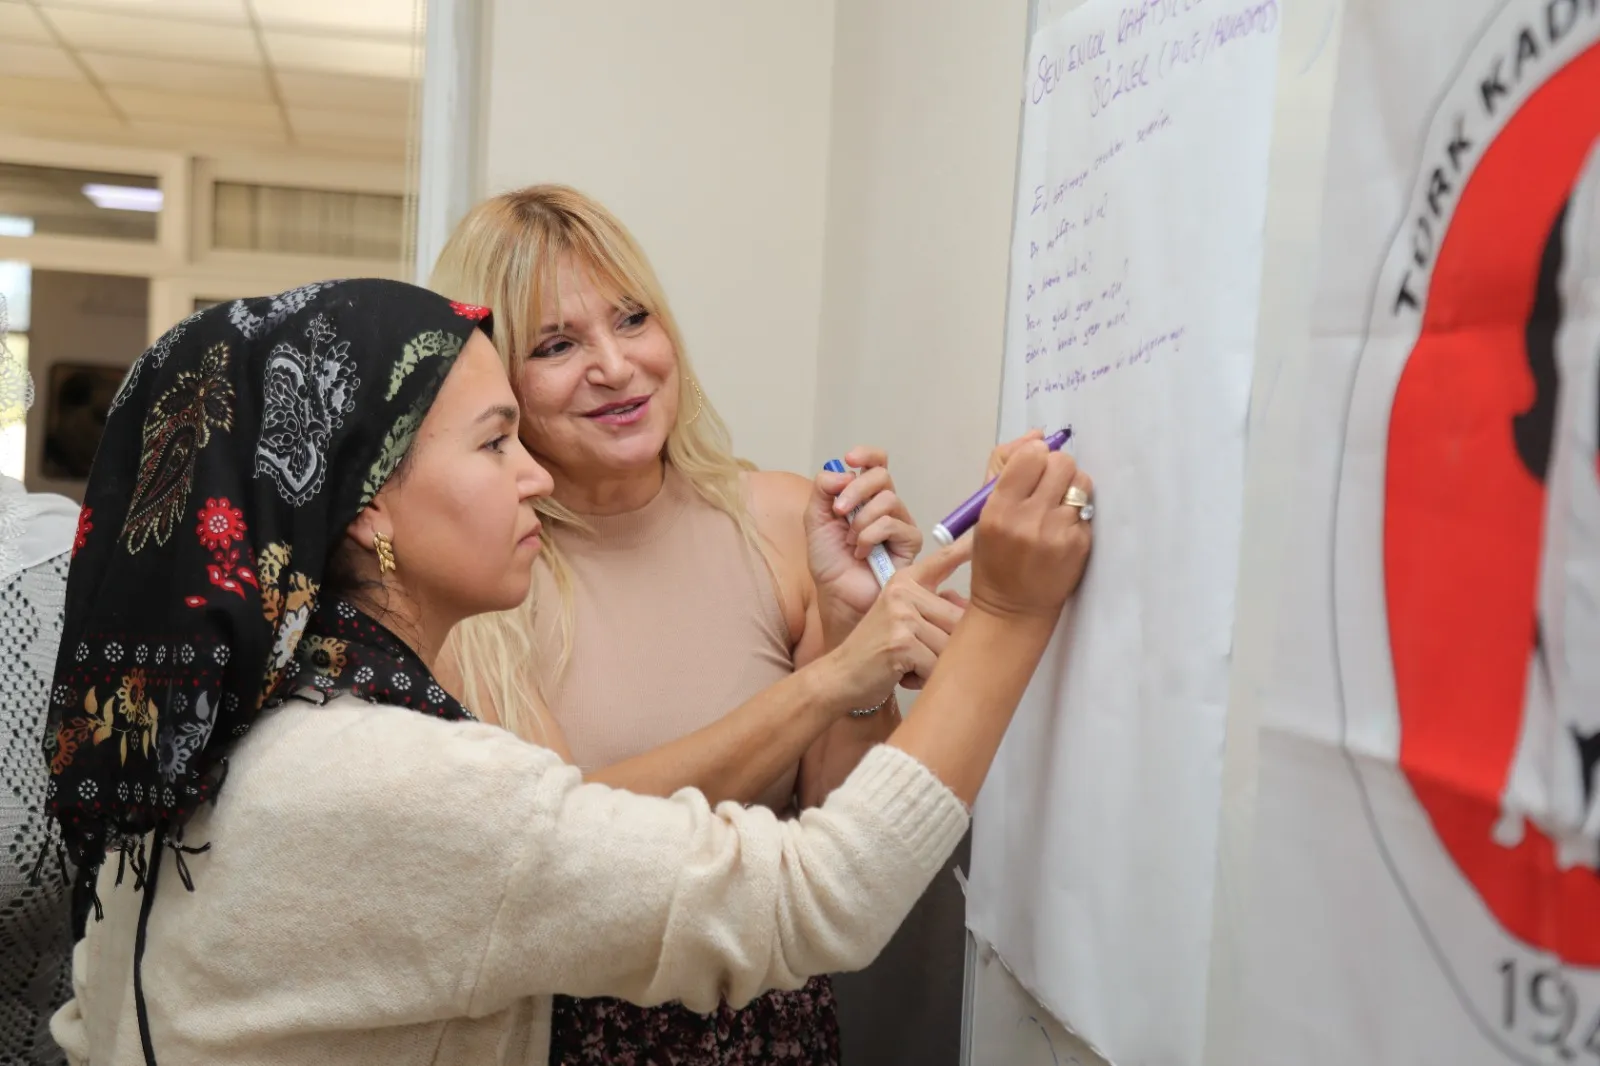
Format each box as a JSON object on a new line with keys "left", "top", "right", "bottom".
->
{"left": 929, "top": 428, "right": 1072, "bottom": 547}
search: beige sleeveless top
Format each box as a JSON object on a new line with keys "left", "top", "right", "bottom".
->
{"left": 535, "top": 465, "right": 800, "bottom": 812}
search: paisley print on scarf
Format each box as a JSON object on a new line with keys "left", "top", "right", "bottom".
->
{"left": 108, "top": 308, "right": 203, "bottom": 414}
{"left": 122, "top": 341, "right": 235, "bottom": 554}
{"left": 387, "top": 330, "right": 465, "bottom": 400}
{"left": 227, "top": 281, "right": 337, "bottom": 340}
{"left": 361, "top": 348, "right": 451, "bottom": 507}
{"left": 361, "top": 407, "right": 422, "bottom": 507}
{"left": 255, "top": 314, "right": 361, "bottom": 506}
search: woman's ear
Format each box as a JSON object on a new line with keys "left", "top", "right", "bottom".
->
{"left": 345, "top": 499, "right": 392, "bottom": 560}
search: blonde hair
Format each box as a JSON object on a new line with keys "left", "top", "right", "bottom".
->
{"left": 429, "top": 185, "right": 760, "bottom": 742}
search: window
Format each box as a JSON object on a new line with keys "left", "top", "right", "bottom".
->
{"left": 0, "top": 162, "right": 162, "bottom": 242}
{"left": 0, "top": 142, "right": 409, "bottom": 493}
{"left": 213, "top": 181, "right": 404, "bottom": 259}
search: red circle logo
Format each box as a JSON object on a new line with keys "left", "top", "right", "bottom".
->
{"left": 1384, "top": 39, "right": 1600, "bottom": 963}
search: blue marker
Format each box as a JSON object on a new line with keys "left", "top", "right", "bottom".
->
{"left": 823, "top": 459, "right": 897, "bottom": 588}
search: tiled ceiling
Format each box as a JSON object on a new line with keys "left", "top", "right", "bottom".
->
{"left": 0, "top": 0, "right": 422, "bottom": 161}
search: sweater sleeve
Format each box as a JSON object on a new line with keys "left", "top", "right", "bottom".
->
{"left": 204, "top": 702, "right": 968, "bottom": 1025}
{"left": 473, "top": 727, "right": 968, "bottom": 1014}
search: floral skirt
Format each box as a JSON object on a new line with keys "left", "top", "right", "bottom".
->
{"left": 548, "top": 976, "right": 840, "bottom": 1066}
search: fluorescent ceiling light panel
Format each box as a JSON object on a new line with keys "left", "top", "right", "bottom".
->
{"left": 82, "top": 184, "right": 164, "bottom": 212}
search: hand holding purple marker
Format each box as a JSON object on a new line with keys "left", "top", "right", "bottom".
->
{"left": 930, "top": 428, "right": 1074, "bottom": 547}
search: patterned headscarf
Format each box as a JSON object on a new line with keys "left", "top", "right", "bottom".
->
{"left": 42, "top": 279, "right": 493, "bottom": 880}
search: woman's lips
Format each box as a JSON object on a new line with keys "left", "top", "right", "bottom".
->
{"left": 585, "top": 396, "right": 650, "bottom": 426}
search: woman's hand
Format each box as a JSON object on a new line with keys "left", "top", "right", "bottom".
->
{"left": 804, "top": 446, "right": 923, "bottom": 639}
{"left": 984, "top": 428, "right": 1045, "bottom": 481}
{"left": 970, "top": 439, "right": 1093, "bottom": 624}
{"left": 816, "top": 538, "right": 972, "bottom": 712}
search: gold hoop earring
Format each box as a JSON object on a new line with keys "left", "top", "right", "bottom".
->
{"left": 684, "top": 379, "right": 705, "bottom": 426}
{"left": 373, "top": 531, "right": 397, "bottom": 575}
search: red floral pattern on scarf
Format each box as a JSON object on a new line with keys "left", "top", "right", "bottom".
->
{"left": 73, "top": 507, "right": 93, "bottom": 557}
{"left": 195, "top": 497, "right": 246, "bottom": 552}
{"left": 184, "top": 497, "right": 258, "bottom": 607}
{"left": 449, "top": 301, "right": 491, "bottom": 321}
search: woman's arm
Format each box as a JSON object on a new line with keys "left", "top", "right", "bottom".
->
{"left": 563, "top": 656, "right": 848, "bottom": 803}
{"left": 746, "top": 467, "right": 908, "bottom": 809}
{"left": 791, "top": 592, "right": 901, "bottom": 808}
{"left": 437, "top": 647, "right": 853, "bottom": 807}
{"left": 189, "top": 694, "right": 966, "bottom": 1026}
{"left": 521, "top": 544, "right": 953, "bottom": 803}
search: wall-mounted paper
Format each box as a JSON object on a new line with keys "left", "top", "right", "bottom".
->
{"left": 967, "top": 1, "right": 1281, "bottom": 1063}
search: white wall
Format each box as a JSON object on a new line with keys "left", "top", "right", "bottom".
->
{"left": 479, "top": 0, "right": 838, "bottom": 475}
{"left": 812, "top": 0, "right": 1030, "bottom": 572}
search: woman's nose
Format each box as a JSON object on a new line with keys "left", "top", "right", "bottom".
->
{"left": 586, "top": 336, "right": 633, "bottom": 388}
{"left": 512, "top": 437, "right": 554, "bottom": 500}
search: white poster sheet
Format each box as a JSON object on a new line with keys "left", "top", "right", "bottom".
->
{"left": 966, "top": 1, "right": 1282, "bottom": 1062}
{"left": 1245, "top": 1, "right": 1600, "bottom": 1062}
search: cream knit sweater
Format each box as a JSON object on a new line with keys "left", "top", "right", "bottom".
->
{"left": 51, "top": 696, "right": 969, "bottom": 1065}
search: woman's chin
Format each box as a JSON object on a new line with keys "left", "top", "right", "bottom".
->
{"left": 486, "top": 572, "right": 535, "bottom": 614}
{"left": 589, "top": 433, "right": 670, "bottom": 473}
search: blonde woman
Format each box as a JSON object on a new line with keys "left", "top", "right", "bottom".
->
{"left": 432, "top": 186, "right": 940, "bottom": 1064}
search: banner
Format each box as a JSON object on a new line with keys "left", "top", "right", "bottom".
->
{"left": 1248, "top": 2, "right": 1600, "bottom": 1061}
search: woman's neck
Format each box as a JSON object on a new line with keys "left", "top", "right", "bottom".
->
{"left": 549, "top": 458, "right": 666, "bottom": 516}
{"left": 346, "top": 589, "right": 447, "bottom": 672}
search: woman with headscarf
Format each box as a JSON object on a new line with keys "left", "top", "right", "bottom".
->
{"left": 1, "top": 351, "right": 81, "bottom": 1066}
{"left": 43, "top": 278, "right": 1094, "bottom": 1066}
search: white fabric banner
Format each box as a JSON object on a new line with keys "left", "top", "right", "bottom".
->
{"left": 967, "top": 1, "right": 1281, "bottom": 1062}
{"left": 1246, "top": 1, "right": 1600, "bottom": 1062}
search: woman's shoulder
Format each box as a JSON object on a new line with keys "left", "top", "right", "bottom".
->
{"left": 742, "top": 469, "right": 811, "bottom": 542}
{"left": 204, "top": 697, "right": 576, "bottom": 852}
{"left": 242, "top": 696, "right": 567, "bottom": 777}
{"left": 735, "top": 469, "right": 812, "bottom": 646}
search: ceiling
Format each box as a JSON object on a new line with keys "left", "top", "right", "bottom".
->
{"left": 0, "top": 0, "right": 422, "bottom": 162}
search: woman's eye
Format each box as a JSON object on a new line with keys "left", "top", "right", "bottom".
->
{"left": 619, "top": 309, "right": 650, "bottom": 331}
{"left": 484, "top": 434, "right": 508, "bottom": 453}
{"left": 529, "top": 338, "right": 573, "bottom": 359}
